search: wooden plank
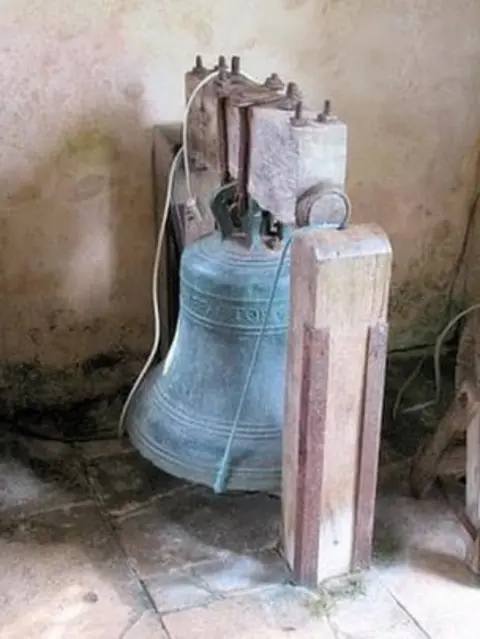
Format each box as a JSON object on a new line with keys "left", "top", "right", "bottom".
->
{"left": 352, "top": 322, "right": 389, "bottom": 569}
{"left": 227, "top": 104, "right": 347, "bottom": 226}
{"left": 465, "top": 309, "right": 480, "bottom": 574}
{"left": 409, "top": 382, "right": 476, "bottom": 499}
{"left": 282, "top": 230, "right": 318, "bottom": 568}
{"left": 466, "top": 411, "right": 480, "bottom": 574}
{"left": 282, "top": 223, "right": 392, "bottom": 585}
{"left": 152, "top": 127, "right": 174, "bottom": 360}
{"left": 293, "top": 325, "right": 329, "bottom": 586}
{"left": 410, "top": 312, "right": 480, "bottom": 499}
{"left": 408, "top": 310, "right": 480, "bottom": 575}
{"left": 467, "top": 411, "right": 480, "bottom": 525}
{"left": 436, "top": 444, "right": 466, "bottom": 478}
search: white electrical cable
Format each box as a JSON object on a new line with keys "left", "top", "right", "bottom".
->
{"left": 394, "top": 302, "right": 480, "bottom": 417}
{"left": 119, "top": 65, "right": 276, "bottom": 439}
{"left": 118, "top": 147, "right": 183, "bottom": 437}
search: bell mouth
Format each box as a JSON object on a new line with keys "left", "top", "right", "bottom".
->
{"left": 128, "top": 414, "right": 283, "bottom": 494}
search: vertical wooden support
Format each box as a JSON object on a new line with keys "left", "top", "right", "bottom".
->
{"left": 282, "top": 224, "right": 392, "bottom": 586}
{"left": 466, "top": 411, "right": 480, "bottom": 573}
{"left": 152, "top": 126, "right": 172, "bottom": 360}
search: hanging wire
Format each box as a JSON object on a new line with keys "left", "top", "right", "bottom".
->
{"left": 213, "top": 194, "right": 352, "bottom": 494}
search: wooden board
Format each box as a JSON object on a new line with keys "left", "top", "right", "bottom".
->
{"left": 152, "top": 127, "right": 174, "bottom": 360}
{"left": 282, "top": 223, "right": 392, "bottom": 586}
{"left": 408, "top": 309, "right": 480, "bottom": 574}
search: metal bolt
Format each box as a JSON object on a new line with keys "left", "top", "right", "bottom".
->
{"left": 277, "top": 81, "right": 303, "bottom": 110}
{"left": 291, "top": 101, "right": 307, "bottom": 126}
{"left": 286, "top": 82, "right": 302, "bottom": 101}
{"left": 264, "top": 73, "right": 285, "bottom": 91}
{"left": 214, "top": 55, "right": 228, "bottom": 84}
{"left": 191, "top": 55, "right": 207, "bottom": 76}
{"left": 231, "top": 55, "right": 241, "bottom": 75}
{"left": 317, "top": 99, "right": 336, "bottom": 123}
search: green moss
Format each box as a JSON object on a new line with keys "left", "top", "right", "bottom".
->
{"left": 324, "top": 573, "right": 366, "bottom": 600}
{"left": 307, "top": 573, "right": 366, "bottom": 619}
{"left": 307, "top": 591, "right": 336, "bottom": 618}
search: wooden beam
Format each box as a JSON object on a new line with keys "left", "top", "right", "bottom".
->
{"left": 409, "top": 382, "right": 476, "bottom": 500}
{"left": 352, "top": 322, "right": 389, "bottom": 569}
{"left": 282, "top": 223, "right": 392, "bottom": 586}
{"left": 466, "top": 410, "right": 480, "bottom": 574}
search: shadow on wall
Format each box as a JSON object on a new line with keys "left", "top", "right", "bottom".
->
{"left": 0, "top": 101, "right": 174, "bottom": 416}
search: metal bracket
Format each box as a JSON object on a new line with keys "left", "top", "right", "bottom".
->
{"left": 295, "top": 182, "right": 351, "bottom": 230}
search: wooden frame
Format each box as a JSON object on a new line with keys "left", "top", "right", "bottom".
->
{"left": 282, "top": 224, "right": 392, "bottom": 586}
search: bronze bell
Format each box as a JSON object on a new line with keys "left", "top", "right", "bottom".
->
{"left": 126, "top": 183, "right": 291, "bottom": 494}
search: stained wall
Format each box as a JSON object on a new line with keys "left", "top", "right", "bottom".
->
{"left": 1, "top": 0, "right": 479, "bottom": 406}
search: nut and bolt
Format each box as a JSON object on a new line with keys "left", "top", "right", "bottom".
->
{"left": 286, "top": 82, "right": 302, "bottom": 101}
{"left": 216, "top": 55, "right": 227, "bottom": 70}
{"left": 277, "top": 81, "right": 303, "bottom": 110}
{"left": 231, "top": 55, "right": 241, "bottom": 75}
{"left": 191, "top": 55, "right": 207, "bottom": 76}
{"left": 264, "top": 72, "right": 285, "bottom": 91}
{"left": 317, "top": 99, "right": 336, "bottom": 123}
{"left": 290, "top": 101, "right": 308, "bottom": 127}
{"left": 214, "top": 55, "right": 228, "bottom": 83}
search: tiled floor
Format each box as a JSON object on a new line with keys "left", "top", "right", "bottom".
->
{"left": 0, "top": 427, "right": 478, "bottom": 639}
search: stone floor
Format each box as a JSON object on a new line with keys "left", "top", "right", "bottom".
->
{"left": 0, "top": 422, "right": 478, "bottom": 639}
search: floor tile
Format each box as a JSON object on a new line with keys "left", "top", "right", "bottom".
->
{"left": 162, "top": 584, "right": 335, "bottom": 639}
{"left": 0, "top": 503, "right": 149, "bottom": 638}
{"left": 375, "top": 483, "right": 480, "bottom": 639}
{"left": 116, "top": 486, "right": 280, "bottom": 577}
{"left": 116, "top": 610, "right": 169, "bottom": 638}
{"left": 144, "top": 569, "right": 216, "bottom": 614}
{"left": 324, "top": 572, "right": 426, "bottom": 638}
{"left": 86, "top": 449, "right": 186, "bottom": 518}
{"left": 191, "top": 549, "right": 292, "bottom": 595}
{"left": 0, "top": 435, "right": 90, "bottom": 516}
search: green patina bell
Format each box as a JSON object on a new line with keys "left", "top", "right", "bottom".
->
{"left": 127, "top": 183, "right": 291, "bottom": 493}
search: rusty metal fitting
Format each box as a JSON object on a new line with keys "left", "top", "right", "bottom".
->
{"left": 214, "top": 57, "right": 229, "bottom": 90}
{"left": 264, "top": 73, "right": 285, "bottom": 91}
{"left": 231, "top": 55, "right": 241, "bottom": 76}
{"left": 277, "top": 81, "right": 303, "bottom": 110}
{"left": 214, "top": 55, "right": 227, "bottom": 71}
{"left": 286, "top": 82, "right": 302, "bottom": 101}
{"left": 317, "top": 99, "right": 337, "bottom": 123}
{"left": 191, "top": 54, "right": 207, "bottom": 77}
{"left": 290, "top": 101, "right": 308, "bottom": 127}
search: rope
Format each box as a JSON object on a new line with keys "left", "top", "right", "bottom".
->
{"left": 213, "top": 194, "right": 352, "bottom": 494}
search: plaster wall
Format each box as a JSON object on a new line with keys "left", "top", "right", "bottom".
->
{"left": 1, "top": 0, "right": 479, "bottom": 406}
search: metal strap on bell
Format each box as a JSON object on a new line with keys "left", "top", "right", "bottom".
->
{"left": 127, "top": 181, "right": 291, "bottom": 493}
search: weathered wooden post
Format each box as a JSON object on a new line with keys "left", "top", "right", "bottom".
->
{"left": 282, "top": 223, "right": 392, "bottom": 586}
